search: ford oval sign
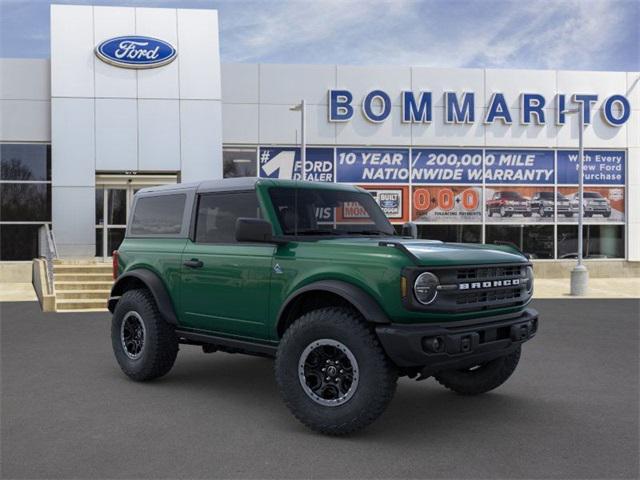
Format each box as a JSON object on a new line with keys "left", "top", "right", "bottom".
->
{"left": 95, "top": 36, "right": 177, "bottom": 69}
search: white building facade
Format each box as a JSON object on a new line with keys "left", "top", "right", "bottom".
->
{"left": 0, "top": 4, "right": 638, "bottom": 266}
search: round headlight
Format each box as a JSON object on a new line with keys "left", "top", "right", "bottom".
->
{"left": 525, "top": 266, "right": 534, "bottom": 294}
{"left": 414, "top": 272, "right": 439, "bottom": 305}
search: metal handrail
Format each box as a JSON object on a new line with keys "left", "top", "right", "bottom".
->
{"left": 38, "top": 224, "right": 58, "bottom": 290}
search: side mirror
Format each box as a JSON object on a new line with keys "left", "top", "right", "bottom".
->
{"left": 401, "top": 221, "right": 418, "bottom": 239}
{"left": 236, "top": 218, "right": 274, "bottom": 243}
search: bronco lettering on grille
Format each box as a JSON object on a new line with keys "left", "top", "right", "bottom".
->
{"left": 459, "top": 278, "right": 520, "bottom": 290}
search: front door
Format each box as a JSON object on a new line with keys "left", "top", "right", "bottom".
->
{"left": 180, "top": 190, "right": 274, "bottom": 339}
{"left": 95, "top": 174, "right": 177, "bottom": 258}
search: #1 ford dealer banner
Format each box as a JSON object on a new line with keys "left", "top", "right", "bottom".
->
{"left": 259, "top": 147, "right": 334, "bottom": 181}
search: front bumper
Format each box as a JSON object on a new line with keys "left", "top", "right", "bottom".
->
{"left": 376, "top": 308, "right": 538, "bottom": 374}
{"left": 504, "top": 205, "right": 530, "bottom": 213}
{"left": 585, "top": 206, "right": 611, "bottom": 214}
{"left": 557, "top": 204, "right": 573, "bottom": 213}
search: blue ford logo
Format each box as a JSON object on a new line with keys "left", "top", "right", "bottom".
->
{"left": 380, "top": 199, "right": 398, "bottom": 208}
{"left": 95, "top": 36, "right": 177, "bottom": 69}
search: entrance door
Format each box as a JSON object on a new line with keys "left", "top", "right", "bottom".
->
{"left": 95, "top": 174, "right": 177, "bottom": 258}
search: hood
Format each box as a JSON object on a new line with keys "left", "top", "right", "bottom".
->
{"left": 398, "top": 239, "right": 527, "bottom": 266}
{"left": 317, "top": 237, "right": 527, "bottom": 266}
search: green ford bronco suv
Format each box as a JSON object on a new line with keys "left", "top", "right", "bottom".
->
{"left": 108, "top": 178, "right": 537, "bottom": 435}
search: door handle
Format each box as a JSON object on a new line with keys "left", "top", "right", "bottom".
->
{"left": 183, "top": 259, "right": 204, "bottom": 269}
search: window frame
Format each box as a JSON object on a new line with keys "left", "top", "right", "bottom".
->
{"left": 193, "top": 189, "right": 264, "bottom": 245}
{"left": 126, "top": 189, "right": 194, "bottom": 239}
{"left": 0, "top": 143, "right": 52, "bottom": 260}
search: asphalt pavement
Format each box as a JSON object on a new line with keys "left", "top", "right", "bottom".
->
{"left": 1, "top": 299, "right": 638, "bottom": 479}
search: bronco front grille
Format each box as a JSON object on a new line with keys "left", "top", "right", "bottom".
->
{"left": 456, "top": 265, "right": 523, "bottom": 281}
{"left": 403, "top": 263, "right": 532, "bottom": 312}
{"left": 456, "top": 287, "right": 522, "bottom": 305}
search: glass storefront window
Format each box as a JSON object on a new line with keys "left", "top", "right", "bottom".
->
{"left": 0, "top": 144, "right": 52, "bottom": 260}
{"left": 0, "top": 144, "right": 51, "bottom": 181}
{"left": 95, "top": 228, "right": 103, "bottom": 257}
{"left": 107, "top": 189, "right": 127, "bottom": 225}
{"left": 0, "top": 183, "right": 51, "bottom": 221}
{"left": 557, "top": 225, "right": 624, "bottom": 259}
{"left": 418, "top": 224, "right": 482, "bottom": 243}
{"left": 95, "top": 188, "right": 104, "bottom": 226}
{"left": 0, "top": 224, "right": 41, "bottom": 260}
{"left": 486, "top": 225, "right": 554, "bottom": 259}
{"left": 223, "top": 148, "right": 257, "bottom": 178}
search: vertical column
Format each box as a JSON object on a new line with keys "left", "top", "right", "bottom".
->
{"left": 50, "top": 5, "right": 96, "bottom": 258}
{"left": 177, "top": 8, "right": 222, "bottom": 182}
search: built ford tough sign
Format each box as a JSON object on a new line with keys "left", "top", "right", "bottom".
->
{"left": 108, "top": 178, "right": 538, "bottom": 435}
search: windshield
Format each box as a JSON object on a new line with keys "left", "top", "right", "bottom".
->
{"left": 500, "top": 191, "right": 525, "bottom": 200}
{"left": 268, "top": 187, "right": 396, "bottom": 237}
{"left": 537, "top": 192, "right": 554, "bottom": 200}
{"left": 584, "top": 192, "right": 603, "bottom": 198}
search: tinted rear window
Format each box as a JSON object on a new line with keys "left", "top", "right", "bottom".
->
{"left": 130, "top": 194, "right": 186, "bottom": 235}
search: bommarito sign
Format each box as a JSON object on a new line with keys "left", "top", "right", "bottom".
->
{"left": 328, "top": 90, "right": 631, "bottom": 127}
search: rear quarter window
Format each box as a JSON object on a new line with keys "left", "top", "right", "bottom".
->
{"left": 130, "top": 193, "right": 186, "bottom": 236}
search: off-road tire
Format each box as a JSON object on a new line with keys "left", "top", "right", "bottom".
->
{"left": 111, "top": 289, "right": 178, "bottom": 381}
{"left": 434, "top": 347, "right": 521, "bottom": 395}
{"left": 275, "top": 307, "right": 398, "bottom": 435}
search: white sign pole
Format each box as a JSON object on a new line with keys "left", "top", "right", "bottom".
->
{"left": 301, "top": 99, "right": 306, "bottom": 181}
{"left": 571, "top": 102, "right": 589, "bottom": 295}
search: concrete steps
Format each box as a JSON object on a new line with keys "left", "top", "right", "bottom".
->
{"left": 55, "top": 298, "right": 110, "bottom": 311}
{"left": 56, "top": 290, "right": 111, "bottom": 300}
{"left": 52, "top": 261, "right": 113, "bottom": 312}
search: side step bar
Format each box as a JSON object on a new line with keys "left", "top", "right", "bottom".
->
{"left": 175, "top": 329, "right": 278, "bottom": 357}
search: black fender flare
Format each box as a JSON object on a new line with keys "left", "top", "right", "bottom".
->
{"left": 108, "top": 269, "right": 178, "bottom": 325}
{"left": 277, "top": 280, "right": 390, "bottom": 333}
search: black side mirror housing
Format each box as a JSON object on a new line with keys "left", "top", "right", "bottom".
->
{"left": 401, "top": 221, "right": 418, "bottom": 239}
{"left": 236, "top": 218, "right": 274, "bottom": 243}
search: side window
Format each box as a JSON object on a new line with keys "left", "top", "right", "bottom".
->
{"left": 195, "top": 191, "right": 262, "bottom": 244}
{"left": 130, "top": 194, "right": 186, "bottom": 236}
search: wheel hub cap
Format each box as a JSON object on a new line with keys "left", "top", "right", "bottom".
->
{"left": 121, "top": 311, "right": 146, "bottom": 360}
{"left": 298, "top": 339, "right": 359, "bottom": 407}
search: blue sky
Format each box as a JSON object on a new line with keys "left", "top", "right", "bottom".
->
{"left": 0, "top": 0, "right": 638, "bottom": 71}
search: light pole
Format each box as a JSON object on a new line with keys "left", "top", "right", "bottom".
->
{"left": 289, "top": 100, "right": 306, "bottom": 181}
{"left": 562, "top": 103, "right": 588, "bottom": 295}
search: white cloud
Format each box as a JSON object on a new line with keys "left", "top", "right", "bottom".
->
{"left": 218, "top": 0, "right": 638, "bottom": 71}
{"left": 219, "top": 0, "right": 416, "bottom": 62}
{"left": 0, "top": 0, "right": 636, "bottom": 70}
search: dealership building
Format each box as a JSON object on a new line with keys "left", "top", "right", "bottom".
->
{"left": 1, "top": 4, "right": 639, "bottom": 275}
